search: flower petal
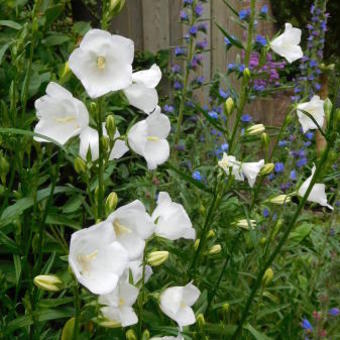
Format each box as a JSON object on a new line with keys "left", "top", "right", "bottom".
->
{"left": 124, "top": 83, "right": 158, "bottom": 113}
{"left": 132, "top": 64, "right": 162, "bottom": 88}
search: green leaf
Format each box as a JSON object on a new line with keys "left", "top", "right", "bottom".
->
{"left": 42, "top": 34, "right": 70, "bottom": 46}
{"left": 44, "top": 4, "right": 64, "bottom": 28}
{"left": 61, "top": 317, "right": 75, "bottom": 340}
{"left": 0, "top": 43, "right": 10, "bottom": 64}
{"left": 13, "top": 254, "right": 21, "bottom": 285}
{"left": 62, "top": 195, "right": 84, "bottom": 214}
{"left": 288, "top": 223, "right": 313, "bottom": 244}
{"left": 46, "top": 214, "right": 81, "bottom": 229}
{"left": 0, "top": 230, "right": 20, "bottom": 253}
{"left": 222, "top": 0, "right": 239, "bottom": 17}
{"left": 0, "top": 20, "right": 22, "bottom": 30}
{"left": 244, "top": 323, "right": 272, "bottom": 340}
{"left": 216, "top": 22, "right": 244, "bottom": 49}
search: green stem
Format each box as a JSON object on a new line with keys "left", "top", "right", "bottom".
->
{"left": 232, "top": 135, "right": 334, "bottom": 339}
{"left": 73, "top": 282, "right": 80, "bottom": 340}
{"left": 138, "top": 245, "right": 147, "bottom": 336}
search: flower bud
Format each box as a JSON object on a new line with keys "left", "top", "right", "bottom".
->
{"left": 0, "top": 154, "right": 9, "bottom": 185}
{"left": 74, "top": 157, "right": 86, "bottom": 174}
{"left": 99, "top": 320, "right": 121, "bottom": 328}
{"left": 101, "top": 136, "right": 110, "bottom": 153}
{"left": 33, "top": 274, "right": 63, "bottom": 292}
{"left": 126, "top": 329, "right": 137, "bottom": 340}
{"left": 262, "top": 268, "right": 274, "bottom": 286}
{"left": 222, "top": 303, "right": 230, "bottom": 312}
{"left": 105, "top": 192, "right": 118, "bottom": 215}
{"left": 110, "top": 0, "right": 125, "bottom": 13}
{"left": 208, "top": 244, "right": 221, "bottom": 255}
{"left": 236, "top": 219, "right": 256, "bottom": 230}
{"left": 106, "top": 114, "right": 116, "bottom": 140}
{"left": 225, "top": 97, "right": 234, "bottom": 116}
{"left": 147, "top": 251, "right": 169, "bottom": 266}
{"left": 324, "top": 98, "right": 332, "bottom": 120}
{"left": 261, "top": 132, "right": 270, "bottom": 147}
{"left": 61, "top": 318, "right": 75, "bottom": 340}
{"left": 89, "top": 102, "right": 97, "bottom": 116}
{"left": 260, "top": 237, "right": 267, "bottom": 245}
{"left": 60, "top": 61, "right": 70, "bottom": 82}
{"left": 246, "top": 124, "right": 265, "bottom": 136}
{"left": 243, "top": 67, "right": 251, "bottom": 79}
{"left": 194, "top": 239, "right": 200, "bottom": 250}
{"left": 141, "top": 329, "right": 150, "bottom": 340}
{"left": 207, "top": 229, "right": 215, "bottom": 239}
{"left": 197, "top": 313, "right": 205, "bottom": 327}
{"left": 260, "top": 163, "right": 274, "bottom": 176}
{"left": 268, "top": 194, "right": 291, "bottom": 205}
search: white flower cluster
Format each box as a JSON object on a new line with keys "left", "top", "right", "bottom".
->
{"left": 33, "top": 29, "right": 170, "bottom": 170}
{"left": 69, "top": 192, "right": 198, "bottom": 327}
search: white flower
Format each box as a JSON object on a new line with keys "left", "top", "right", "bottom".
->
{"left": 270, "top": 23, "right": 303, "bottom": 63}
{"left": 79, "top": 125, "right": 128, "bottom": 161}
{"left": 218, "top": 153, "right": 243, "bottom": 181}
{"left": 126, "top": 259, "right": 153, "bottom": 285}
{"left": 297, "top": 95, "right": 325, "bottom": 133}
{"left": 298, "top": 165, "right": 333, "bottom": 210}
{"left": 236, "top": 219, "right": 256, "bottom": 230}
{"left": 69, "top": 221, "right": 128, "bottom": 295}
{"left": 151, "top": 335, "right": 183, "bottom": 340}
{"left": 128, "top": 107, "right": 170, "bottom": 169}
{"left": 152, "top": 192, "right": 195, "bottom": 241}
{"left": 99, "top": 280, "right": 139, "bottom": 327}
{"left": 69, "top": 29, "right": 134, "bottom": 98}
{"left": 106, "top": 200, "right": 155, "bottom": 260}
{"left": 241, "top": 159, "right": 265, "bottom": 188}
{"left": 124, "top": 64, "right": 162, "bottom": 113}
{"left": 34, "top": 82, "right": 89, "bottom": 145}
{"left": 160, "top": 282, "right": 200, "bottom": 328}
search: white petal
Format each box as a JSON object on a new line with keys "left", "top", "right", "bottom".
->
{"left": 109, "top": 130, "right": 129, "bottom": 160}
{"left": 116, "top": 233, "right": 145, "bottom": 260}
{"left": 119, "top": 306, "right": 138, "bottom": 327}
{"left": 241, "top": 160, "right": 264, "bottom": 188}
{"left": 175, "top": 306, "right": 196, "bottom": 327}
{"left": 132, "top": 64, "right": 162, "bottom": 88}
{"left": 45, "top": 82, "right": 73, "bottom": 99}
{"left": 128, "top": 120, "right": 148, "bottom": 156}
{"left": 182, "top": 283, "right": 200, "bottom": 306}
{"left": 144, "top": 139, "right": 170, "bottom": 170}
{"left": 124, "top": 83, "right": 158, "bottom": 113}
{"left": 79, "top": 126, "right": 99, "bottom": 161}
{"left": 110, "top": 34, "right": 135, "bottom": 65}
{"left": 128, "top": 260, "right": 153, "bottom": 284}
{"left": 80, "top": 29, "right": 112, "bottom": 52}
{"left": 120, "top": 282, "right": 139, "bottom": 306}
{"left": 160, "top": 287, "right": 183, "bottom": 317}
{"left": 146, "top": 112, "right": 171, "bottom": 139}
{"left": 297, "top": 95, "right": 325, "bottom": 133}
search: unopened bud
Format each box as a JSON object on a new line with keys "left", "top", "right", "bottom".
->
{"left": 99, "top": 320, "right": 121, "bottom": 328}
{"left": 225, "top": 97, "right": 234, "bottom": 115}
{"left": 101, "top": 136, "right": 110, "bottom": 153}
{"left": 260, "top": 163, "right": 274, "bottom": 176}
{"left": 141, "top": 329, "right": 150, "bottom": 340}
{"left": 110, "top": 0, "right": 125, "bottom": 13}
{"left": 105, "top": 192, "right": 118, "bottom": 215}
{"left": 194, "top": 239, "right": 200, "bottom": 250}
{"left": 197, "top": 313, "right": 205, "bottom": 327}
{"left": 261, "top": 132, "right": 270, "bottom": 147}
{"left": 260, "top": 237, "right": 267, "bottom": 245}
{"left": 147, "top": 251, "right": 169, "bottom": 267}
{"left": 324, "top": 98, "right": 332, "bottom": 118}
{"left": 208, "top": 244, "right": 221, "bottom": 255}
{"left": 246, "top": 124, "right": 265, "bottom": 136}
{"left": 32, "top": 17, "right": 39, "bottom": 33}
{"left": 207, "top": 229, "right": 215, "bottom": 239}
{"left": 106, "top": 115, "right": 116, "bottom": 140}
{"left": 74, "top": 157, "right": 86, "bottom": 174}
{"left": 61, "top": 318, "right": 75, "bottom": 340}
{"left": 89, "top": 102, "right": 98, "bottom": 118}
{"left": 60, "top": 62, "right": 70, "bottom": 82}
{"left": 268, "top": 194, "right": 291, "bottom": 205}
{"left": 222, "top": 303, "right": 230, "bottom": 312}
{"left": 0, "top": 154, "right": 9, "bottom": 184}
{"left": 126, "top": 329, "right": 137, "bottom": 340}
{"left": 33, "top": 274, "right": 63, "bottom": 292}
{"left": 262, "top": 268, "right": 274, "bottom": 286}
{"left": 236, "top": 219, "right": 256, "bottom": 230}
{"left": 243, "top": 67, "right": 251, "bottom": 79}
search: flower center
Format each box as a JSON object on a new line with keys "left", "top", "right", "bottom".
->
{"left": 55, "top": 116, "right": 76, "bottom": 124}
{"left": 77, "top": 249, "right": 99, "bottom": 276}
{"left": 113, "top": 219, "right": 132, "bottom": 236}
{"left": 180, "top": 301, "right": 187, "bottom": 308}
{"left": 97, "top": 56, "right": 106, "bottom": 70}
{"left": 119, "top": 298, "right": 125, "bottom": 307}
{"left": 147, "top": 136, "right": 160, "bottom": 142}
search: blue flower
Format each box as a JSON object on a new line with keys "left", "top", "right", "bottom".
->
{"left": 163, "top": 105, "right": 174, "bottom": 113}
{"left": 290, "top": 170, "right": 297, "bottom": 181}
{"left": 241, "top": 114, "right": 252, "bottom": 123}
{"left": 208, "top": 111, "right": 219, "bottom": 119}
{"left": 183, "top": 0, "right": 193, "bottom": 5}
{"left": 221, "top": 143, "right": 229, "bottom": 152}
{"left": 239, "top": 8, "right": 250, "bottom": 20}
{"left": 180, "top": 10, "right": 189, "bottom": 21}
{"left": 171, "top": 64, "right": 181, "bottom": 73}
{"left": 305, "top": 131, "right": 314, "bottom": 140}
{"left": 239, "top": 64, "right": 245, "bottom": 72}
{"left": 224, "top": 37, "right": 231, "bottom": 46}
{"left": 328, "top": 308, "right": 340, "bottom": 316}
{"left": 189, "top": 25, "right": 198, "bottom": 36}
{"left": 219, "top": 88, "right": 229, "bottom": 99}
{"left": 279, "top": 140, "right": 288, "bottom": 147}
{"left": 175, "top": 47, "right": 185, "bottom": 56}
{"left": 310, "top": 60, "right": 318, "bottom": 67}
{"left": 196, "top": 76, "right": 205, "bottom": 85}
{"left": 263, "top": 208, "right": 270, "bottom": 218}
{"left": 192, "top": 170, "right": 202, "bottom": 181}
{"left": 255, "top": 34, "right": 267, "bottom": 46}
{"left": 174, "top": 81, "right": 183, "bottom": 90}
{"left": 274, "top": 162, "right": 284, "bottom": 173}
{"left": 227, "top": 63, "right": 235, "bottom": 71}
{"left": 301, "top": 318, "right": 313, "bottom": 331}
{"left": 260, "top": 5, "right": 268, "bottom": 15}
{"left": 195, "top": 4, "right": 204, "bottom": 17}
{"left": 296, "top": 158, "right": 307, "bottom": 168}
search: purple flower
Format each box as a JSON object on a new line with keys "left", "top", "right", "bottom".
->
{"left": 175, "top": 47, "right": 185, "bottom": 56}
{"left": 183, "top": 0, "right": 193, "bottom": 5}
{"left": 255, "top": 35, "right": 267, "bottom": 47}
{"left": 180, "top": 10, "right": 189, "bottom": 21}
{"left": 219, "top": 88, "right": 229, "bottom": 99}
{"left": 192, "top": 170, "right": 202, "bottom": 181}
{"left": 239, "top": 8, "right": 250, "bottom": 20}
{"left": 171, "top": 64, "right": 181, "bottom": 73}
{"left": 239, "top": 64, "right": 245, "bottom": 72}
{"left": 274, "top": 162, "right": 284, "bottom": 173}
{"left": 279, "top": 140, "right": 288, "bottom": 147}
{"left": 328, "top": 308, "right": 340, "bottom": 316}
{"left": 195, "top": 76, "right": 205, "bottom": 85}
{"left": 260, "top": 5, "right": 268, "bottom": 15}
{"left": 198, "top": 23, "right": 208, "bottom": 33}
{"left": 196, "top": 40, "right": 208, "bottom": 50}
{"left": 189, "top": 25, "right": 198, "bottom": 36}
{"left": 221, "top": 143, "right": 229, "bottom": 152}
{"left": 290, "top": 170, "right": 297, "bottom": 181}
{"left": 301, "top": 318, "right": 313, "bottom": 331}
{"left": 194, "top": 4, "right": 204, "bottom": 17}
{"left": 224, "top": 37, "right": 231, "bottom": 46}
{"left": 227, "top": 63, "right": 235, "bottom": 71}
{"left": 310, "top": 60, "right": 318, "bottom": 67}
{"left": 296, "top": 158, "right": 307, "bottom": 168}
{"left": 208, "top": 111, "right": 219, "bottom": 119}
{"left": 241, "top": 114, "right": 252, "bottom": 123}
{"left": 163, "top": 105, "right": 174, "bottom": 113}
{"left": 263, "top": 208, "right": 270, "bottom": 218}
{"left": 305, "top": 132, "right": 314, "bottom": 140}
{"left": 174, "top": 81, "right": 183, "bottom": 90}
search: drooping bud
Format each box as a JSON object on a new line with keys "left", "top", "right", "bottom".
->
{"left": 101, "top": 136, "right": 110, "bottom": 153}
{"left": 74, "top": 157, "right": 86, "bottom": 174}
{"left": 60, "top": 61, "right": 70, "bottom": 83}
{"left": 236, "top": 219, "right": 256, "bottom": 230}
{"left": 246, "top": 124, "right": 265, "bottom": 136}
{"left": 225, "top": 97, "right": 234, "bottom": 116}
{"left": 126, "top": 329, "right": 138, "bottom": 340}
{"left": 33, "top": 274, "right": 63, "bottom": 292}
{"left": 61, "top": 318, "right": 75, "bottom": 340}
{"left": 99, "top": 319, "right": 121, "bottom": 328}
{"left": 197, "top": 313, "right": 205, "bottom": 327}
{"left": 208, "top": 244, "right": 221, "bottom": 255}
{"left": 106, "top": 114, "right": 116, "bottom": 140}
{"left": 105, "top": 192, "right": 118, "bottom": 215}
{"left": 262, "top": 268, "right": 274, "bottom": 286}
{"left": 260, "top": 163, "right": 274, "bottom": 176}
{"left": 268, "top": 194, "right": 291, "bottom": 205}
{"left": 147, "top": 251, "right": 169, "bottom": 267}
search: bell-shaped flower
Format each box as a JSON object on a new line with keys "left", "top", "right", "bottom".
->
{"left": 218, "top": 153, "right": 243, "bottom": 181}
{"left": 298, "top": 165, "right": 333, "bottom": 210}
{"left": 270, "top": 23, "right": 303, "bottom": 63}
{"left": 152, "top": 192, "right": 195, "bottom": 240}
{"left": 297, "top": 95, "right": 325, "bottom": 133}
{"left": 151, "top": 335, "right": 183, "bottom": 340}
{"left": 79, "top": 125, "right": 128, "bottom": 161}
{"left": 241, "top": 159, "right": 265, "bottom": 188}
{"left": 106, "top": 200, "right": 155, "bottom": 260}
{"left": 69, "top": 221, "right": 128, "bottom": 295}
{"left": 34, "top": 82, "right": 89, "bottom": 145}
{"left": 69, "top": 29, "right": 134, "bottom": 98}
{"left": 160, "top": 282, "right": 200, "bottom": 328}
{"left": 128, "top": 107, "right": 170, "bottom": 169}
{"left": 99, "top": 280, "right": 139, "bottom": 327}
{"left": 126, "top": 259, "right": 153, "bottom": 285}
{"left": 124, "top": 64, "right": 162, "bottom": 114}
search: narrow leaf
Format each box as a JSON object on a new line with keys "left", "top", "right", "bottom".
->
{"left": 216, "top": 23, "right": 244, "bottom": 49}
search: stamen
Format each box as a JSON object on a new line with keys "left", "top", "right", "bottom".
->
{"left": 77, "top": 249, "right": 99, "bottom": 275}
{"left": 147, "top": 136, "right": 160, "bottom": 142}
{"left": 113, "top": 220, "right": 132, "bottom": 236}
{"left": 97, "top": 56, "right": 106, "bottom": 70}
{"left": 55, "top": 116, "right": 76, "bottom": 124}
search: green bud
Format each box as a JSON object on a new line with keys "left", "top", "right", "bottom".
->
{"left": 125, "top": 329, "right": 137, "bottom": 340}
{"left": 89, "top": 102, "right": 98, "bottom": 118}
{"left": 147, "top": 251, "right": 169, "bottom": 266}
{"left": 141, "top": 329, "right": 150, "bottom": 340}
{"left": 194, "top": 239, "right": 200, "bottom": 250}
{"left": 74, "top": 157, "right": 86, "bottom": 174}
{"left": 260, "top": 237, "right": 267, "bottom": 245}
{"left": 324, "top": 98, "right": 332, "bottom": 123}
{"left": 207, "top": 229, "right": 215, "bottom": 239}
{"left": 101, "top": 136, "right": 110, "bottom": 153}
{"left": 268, "top": 194, "right": 291, "bottom": 205}
{"left": 0, "top": 154, "right": 9, "bottom": 185}
{"left": 225, "top": 97, "right": 234, "bottom": 116}
{"left": 260, "top": 163, "right": 274, "bottom": 176}
{"left": 106, "top": 114, "right": 116, "bottom": 140}
{"left": 262, "top": 268, "right": 274, "bottom": 286}
{"left": 246, "top": 124, "right": 265, "bottom": 136}
{"left": 33, "top": 274, "right": 63, "bottom": 292}
{"left": 32, "top": 17, "right": 39, "bottom": 33}
{"left": 61, "top": 318, "right": 75, "bottom": 340}
{"left": 243, "top": 67, "right": 251, "bottom": 79}
{"left": 197, "top": 313, "right": 205, "bottom": 327}
{"left": 105, "top": 192, "right": 118, "bottom": 215}
{"left": 222, "top": 302, "right": 230, "bottom": 312}
{"left": 110, "top": 0, "right": 125, "bottom": 13}
{"left": 261, "top": 132, "right": 270, "bottom": 147}
{"left": 208, "top": 244, "right": 221, "bottom": 255}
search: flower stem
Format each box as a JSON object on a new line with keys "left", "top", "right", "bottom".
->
{"left": 73, "top": 282, "right": 80, "bottom": 340}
